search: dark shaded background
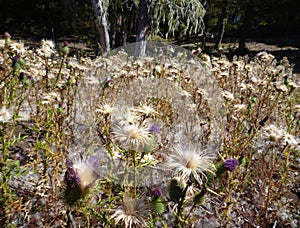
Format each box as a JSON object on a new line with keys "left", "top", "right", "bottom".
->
{"left": 0, "top": 0, "right": 299, "bottom": 44}
{"left": 0, "top": 0, "right": 299, "bottom": 72}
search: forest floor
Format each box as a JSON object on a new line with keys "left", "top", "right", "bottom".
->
{"left": 22, "top": 35, "right": 300, "bottom": 74}
{"left": 179, "top": 35, "right": 300, "bottom": 75}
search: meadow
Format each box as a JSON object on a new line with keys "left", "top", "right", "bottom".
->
{"left": 0, "top": 33, "right": 299, "bottom": 227}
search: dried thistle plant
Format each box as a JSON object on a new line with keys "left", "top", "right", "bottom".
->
{"left": 211, "top": 52, "right": 299, "bottom": 227}
{"left": 1, "top": 34, "right": 299, "bottom": 228}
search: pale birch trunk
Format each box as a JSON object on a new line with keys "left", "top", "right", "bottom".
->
{"left": 215, "top": 0, "right": 228, "bottom": 47}
{"left": 91, "top": 0, "right": 110, "bottom": 55}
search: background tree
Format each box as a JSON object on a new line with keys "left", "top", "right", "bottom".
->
{"left": 152, "top": 0, "right": 207, "bottom": 39}
{"left": 215, "top": 0, "right": 229, "bottom": 47}
{"left": 91, "top": 0, "right": 110, "bottom": 54}
{"left": 107, "top": 1, "right": 137, "bottom": 48}
{"left": 237, "top": 0, "right": 255, "bottom": 53}
{"left": 207, "top": 0, "right": 300, "bottom": 47}
{"left": 201, "top": 0, "right": 211, "bottom": 47}
{"left": 134, "top": 0, "right": 157, "bottom": 57}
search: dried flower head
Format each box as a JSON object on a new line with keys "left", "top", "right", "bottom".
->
{"left": 263, "top": 124, "right": 284, "bottom": 143}
{"left": 37, "top": 39, "right": 55, "bottom": 58}
{"left": 0, "top": 106, "right": 12, "bottom": 123}
{"left": 275, "top": 82, "right": 288, "bottom": 92}
{"left": 41, "top": 92, "right": 61, "bottom": 105}
{"left": 201, "top": 54, "right": 211, "bottom": 66}
{"left": 113, "top": 107, "right": 140, "bottom": 125}
{"left": 294, "top": 105, "right": 300, "bottom": 113}
{"left": 133, "top": 104, "right": 157, "bottom": 117}
{"left": 261, "top": 125, "right": 298, "bottom": 148}
{"left": 257, "top": 51, "right": 275, "bottom": 63}
{"left": 0, "top": 39, "right": 5, "bottom": 48}
{"left": 166, "top": 144, "right": 216, "bottom": 184}
{"left": 96, "top": 103, "right": 115, "bottom": 115}
{"left": 283, "top": 134, "right": 298, "bottom": 147}
{"left": 112, "top": 121, "right": 151, "bottom": 150}
{"left": 110, "top": 194, "right": 149, "bottom": 228}
{"left": 222, "top": 90, "right": 234, "bottom": 101}
{"left": 9, "top": 42, "right": 25, "bottom": 55}
{"left": 233, "top": 104, "right": 247, "bottom": 112}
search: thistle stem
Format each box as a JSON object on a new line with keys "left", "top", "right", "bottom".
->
{"left": 263, "top": 149, "right": 275, "bottom": 227}
{"left": 55, "top": 55, "right": 65, "bottom": 86}
{"left": 175, "top": 179, "right": 192, "bottom": 227}
{"left": 133, "top": 150, "right": 137, "bottom": 197}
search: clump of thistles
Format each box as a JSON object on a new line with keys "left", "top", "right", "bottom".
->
{"left": 63, "top": 155, "right": 100, "bottom": 204}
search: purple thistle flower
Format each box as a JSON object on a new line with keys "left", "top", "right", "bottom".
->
{"left": 19, "top": 72, "right": 25, "bottom": 80}
{"left": 152, "top": 187, "right": 163, "bottom": 197}
{"left": 4, "top": 32, "right": 11, "bottom": 38}
{"left": 12, "top": 55, "right": 20, "bottom": 62}
{"left": 224, "top": 158, "right": 239, "bottom": 172}
{"left": 66, "top": 159, "right": 73, "bottom": 169}
{"left": 16, "top": 154, "right": 24, "bottom": 162}
{"left": 149, "top": 123, "right": 160, "bottom": 134}
{"left": 63, "top": 41, "right": 69, "bottom": 47}
{"left": 64, "top": 160, "right": 80, "bottom": 187}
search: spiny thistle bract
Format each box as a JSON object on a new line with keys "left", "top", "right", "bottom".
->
{"left": 152, "top": 197, "right": 165, "bottom": 214}
{"left": 193, "top": 188, "right": 207, "bottom": 205}
{"left": 168, "top": 179, "right": 184, "bottom": 203}
{"left": 151, "top": 187, "right": 165, "bottom": 214}
{"left": 63, "top": 155, "right": 100, "bottom": 204}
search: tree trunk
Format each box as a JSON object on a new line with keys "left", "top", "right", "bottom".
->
{"left": 215, "top": 0, "right": 228, "bottom": 47}
{"left": 238, "top": 0, "right": 254, "bottom": 54}
{"left": 202, "top": 0, "right": 211, "bottom": 48}
{"left": 91, "top": 0, "right": 110, "bottom": 55}
{"left": 134, "top": 0, "right": 157, "bottom": 58}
